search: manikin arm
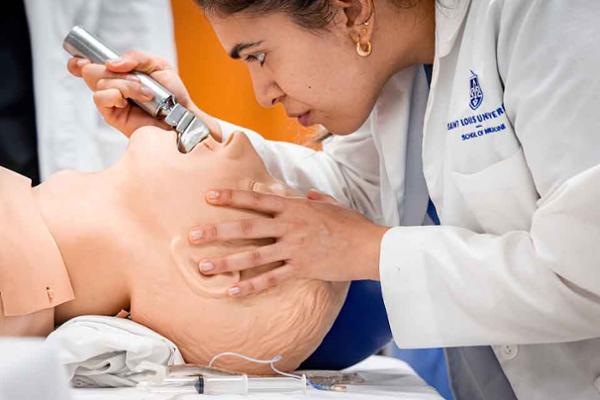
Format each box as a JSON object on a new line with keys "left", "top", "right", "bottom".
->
{"left": 0, "top": 167, "right": 74, "bottom": 336}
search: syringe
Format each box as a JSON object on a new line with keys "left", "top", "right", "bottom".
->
{"left": 140, "top": 374, "right": 307, "bottom": 395}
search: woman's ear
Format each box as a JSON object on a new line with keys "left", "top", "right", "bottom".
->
{"left": 331, "top": 0, "right": 375, "bottom": 44}
{"left": 170, "top": 236, "right": 240, "bottom": 298}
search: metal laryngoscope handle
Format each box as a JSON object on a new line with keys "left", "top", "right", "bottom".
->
{"left": 63, "top": 26, "right": 209, "bottom": 153}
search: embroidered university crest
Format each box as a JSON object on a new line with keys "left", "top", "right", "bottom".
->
{"left": 469, "top": 70, "right": 484, "bottom": 110}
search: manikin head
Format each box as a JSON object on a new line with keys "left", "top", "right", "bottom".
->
{"left": 39, "top": 127, "right": 348, "bottom": 374}
{"left": 196, "top": 0, "right": 435, "bottom": 134}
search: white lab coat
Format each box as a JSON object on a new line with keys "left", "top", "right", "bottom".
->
{"left": 217, "top": 0, "right": 600, "bottom": 398}
{"left": 24, "top": 0, "right": 177, "bottom": 180}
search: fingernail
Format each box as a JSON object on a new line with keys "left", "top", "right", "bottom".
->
{"left": 199, "top": 261, "right": 215, "bottom": 272}
{"left": 189, "top": 229, "right": 203, "bottom": 242}
{"left": 76, "top": 58, "right": 89, "bottom": 67}
{"left": 109, "top": 58, "right": 123, "bottom": 65}
{"left": 228, "top": 286, "right": 241, "bottom": 297}
{"left": 207, "top": 191, "right": 220, "bottom": 201}
{"left": 126, "top": 74, "right": 140, "bottom": 82}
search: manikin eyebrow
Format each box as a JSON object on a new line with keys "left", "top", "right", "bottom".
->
{"left": 229, "top": 41, "right": 264, "bottom": 59}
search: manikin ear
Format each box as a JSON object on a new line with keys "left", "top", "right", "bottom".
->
{"left": 170, "top": 236, "right": 240, "bottom": 298}
{"left": 330, "top": 0, "right": 375, "bottom": 45}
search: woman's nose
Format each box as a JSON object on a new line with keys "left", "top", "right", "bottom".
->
{"left": 250, "top": 71, "right": 284, "bottom": 108}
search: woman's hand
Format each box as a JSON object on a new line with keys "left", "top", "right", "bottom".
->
{"left": 67, "top": 51, "right": 220, "bottom": 138}
{"left": 188, "top": 188, "right": 389, "bottom": 297}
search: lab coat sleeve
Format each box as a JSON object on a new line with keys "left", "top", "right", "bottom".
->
{"left": 380, "top": 1, "right": 600, "bottom": 347}
{"left": 216, "top": 119, "right": 384, "bottom": 223}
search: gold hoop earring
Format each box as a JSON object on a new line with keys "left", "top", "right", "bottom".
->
{"left": 356, "top": 40, "right": 372, "bottom": 57}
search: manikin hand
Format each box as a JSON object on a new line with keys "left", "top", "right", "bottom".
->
{"left": 189, "top": 188, "right": 390, "bottom": 297}
{"left": 67, "top": 51, "right": 220, "bottom": 138}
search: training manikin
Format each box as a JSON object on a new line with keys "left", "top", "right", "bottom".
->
{"left": 0, "top": 128, "right": 348, "bottom": 374}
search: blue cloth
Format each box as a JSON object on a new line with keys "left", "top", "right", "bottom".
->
{"left": 393, "top": 346, "right": 453, "bottom": 400}
{"left": 427, "top": 197, "right": 441, "bottom": 225}
{"left": 300, "top": 280, "right": 392, "bottom": 370}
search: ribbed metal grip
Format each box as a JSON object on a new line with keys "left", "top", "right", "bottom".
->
{"left": 63, "top": 26, "right": 174, "bottom": 117}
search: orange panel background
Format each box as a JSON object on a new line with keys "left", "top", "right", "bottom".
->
{"left": 171, "top": 0, "right": 310, "bottom": 143}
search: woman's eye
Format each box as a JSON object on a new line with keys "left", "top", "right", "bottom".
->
{"left": 245, "top": 53, "right": 266, "bottom": 66}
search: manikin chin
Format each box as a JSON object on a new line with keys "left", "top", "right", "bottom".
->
{"left": 0, "top": 127, "right": 348, "bottom": 374}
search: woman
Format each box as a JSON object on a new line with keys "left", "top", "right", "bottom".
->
{"left": 69, "top": 0, "right": 600, "bottom": 398}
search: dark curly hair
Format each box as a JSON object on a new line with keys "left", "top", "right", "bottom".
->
{"left": 195, "top": 0, "right": 420, "bottom": 29}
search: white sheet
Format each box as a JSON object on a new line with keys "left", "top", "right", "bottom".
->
{"left": 47, "top": 316, "right": 184, "bottom": 388}
{"left": 0, "top": 339, "right": 72, "bottom": 400}
{"left": 70, "top": 356, "right": 443, "bottom": 399}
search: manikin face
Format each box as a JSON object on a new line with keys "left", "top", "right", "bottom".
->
{"left": 113, "top": 127, "right": 348, "bottom": 374}
{"left": 36, "top": 127, "right": 347, "bottom": 374}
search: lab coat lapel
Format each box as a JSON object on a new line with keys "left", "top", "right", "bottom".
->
{"left": 373, "top": 66, "right": 429, "bottom": 227}
{"left": 436, "top": 0, "right": 472, "bottom": 58}
{"left": 422, "top": 0, "right": 472, "bottom": 215}
{"left": 376, "top": 2, "right": 472, "bottom": 227}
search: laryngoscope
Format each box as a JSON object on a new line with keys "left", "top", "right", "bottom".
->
{"left": 63, "top": 26, "right": 210, "bottom": 153}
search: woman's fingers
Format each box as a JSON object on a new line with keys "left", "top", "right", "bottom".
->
{"left": 205, "top": 189, "right": 286, "bottom": 214}
{"left": 106, "top": 50, "right": 172, "bottom": 75}
{"left": 90, "top": 74, "right": 156, "bottom": 114}
{"left": 66, "top": 50, "right": 197, "bottom": 137}
{"left": 252, "top": 181, "right": 288, "bottom": 196}
{"left": 227, "top": 264, "right": 295, "bottom": 297}
{"left": 96, "top": 78, "right": 154, "bottom": 103}
{"left": 80, "top": 63, "right": 138, "bottom": 91}
{"left": 189, "top": 218, "right": 288, "bottom": 244}
{"left": 198, "top": 243, "right": 285, "bottom": 275}
{"left": 251, "top": 179, "right": 302, "bottom": 197}
{"left": 307, "top": 188, "right": 338, "bottom": 204}
{"left": 69, "top": 51, "right": 172, "bottom": 78}
{"left": 93, "top": 89, "right": 128, "bottom": 110}
{"left": 67, "top": 57, "right": 90, "bottom": 77}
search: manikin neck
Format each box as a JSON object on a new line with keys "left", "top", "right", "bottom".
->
{"left": 33, "top": 166, "right": 132, "bottom": 325}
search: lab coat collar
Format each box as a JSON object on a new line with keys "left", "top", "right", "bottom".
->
{"left": 435, "top": 0, "right": 472, "bottom": 58}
